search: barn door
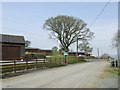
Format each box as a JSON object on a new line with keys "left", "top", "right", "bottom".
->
{"left": 2, "top": 45, "right": 21, "bottom": 60}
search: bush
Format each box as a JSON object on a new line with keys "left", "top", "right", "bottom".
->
{"left": 78, "top": 56, "right": 86, "bottom": 61}
{"left": 47, "top": 56, "right": 64, "bottom": 67}
{"left": 85, "top": 56, "right": 97, "bottom": 59}
{"left": 25, "top": 53, "right": 45, "bottom": 60}
{"left": 46, "top": 55, "right": 85, "bottom": 67}
{"left": 66, "top": 56, "right": 76, "bottom": 64}
{"left": 52, "top": 50, "right": 60, "bottom": 56}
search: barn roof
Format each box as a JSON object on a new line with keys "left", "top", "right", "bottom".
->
{"left": 25, "top": 47, "right": 40, "bottom": 50}
{"left": 0, "top": 34, "right": 25, "bottom": 44}
{"left": 25, "top": 47, "right": 52, "bottom": 51}
{"left": 68, "top": 51, "right": 85, "bottom": 54}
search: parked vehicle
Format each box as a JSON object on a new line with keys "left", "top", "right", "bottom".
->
{"left": 111, "top": 59, "right": 118, "bottom": 67}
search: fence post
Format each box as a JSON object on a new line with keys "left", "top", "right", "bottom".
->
{"left": 13, "top": 60, "right": 16, "bottom": 73}
{"left": 44, "top": 58, "right": 46, "bottom": 68}
{"left": 49, "top": 58, "right": 51, "bottom": 67}
{"left": 61, "top": 58, "right": 63, "bottom": 65}
{"left": 26, "top": 59, "right": 28, "bottom": 70}
{"left": 64, "top": 55, "right": 67, "bottom": 63}
{"left": 60, "top": 58, "right": 61, "bottom": 65}
{"left": 55, "top": 58, "right": 56, "bottom": 64}
{"left": 36, "top": 59, "right": 37, "bottom": 69}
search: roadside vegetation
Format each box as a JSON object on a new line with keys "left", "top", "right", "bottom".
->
{"left": 1, "top": 54, "right": 86, "bottom": 78}
{"left": 84, "top": 56, "right": 97, "bottom": 59}
{"left": 103, "top": 66, "right": 119, "bottom": 78}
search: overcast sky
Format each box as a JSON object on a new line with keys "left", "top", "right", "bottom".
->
{"left": 2, "top": 2, "right": 118, "bottom": 56}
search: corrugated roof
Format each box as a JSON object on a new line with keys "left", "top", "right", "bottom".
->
{"left": 0, "top": 34, "right": 25, "bottom": 44}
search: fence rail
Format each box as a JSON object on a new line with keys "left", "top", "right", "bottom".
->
{"left": 0, "top": 56, "right": 85, "bottom": 78}
{"left": 1, "top": 59, "right": 47, "bottom": 73}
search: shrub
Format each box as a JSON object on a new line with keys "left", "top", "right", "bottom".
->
{"left": 66, "top": 56, "right": 78, "bottom": 64}
{"left": 85, "top": 56, "right": 97, "bottom": 59}
{"left": 25, "top": 53, "right": 45, "bottom": 60}
{"left": 47, "top": 56, "right": 64, "bottom": 67}
{"left": 78, "top": 56, "right": 86, "bottom": 62}
{"left": 52, "top": 50, "right": 60, "bottom": 56}
{"left": 46, "top": 55, "right": 85, "bottom": 67}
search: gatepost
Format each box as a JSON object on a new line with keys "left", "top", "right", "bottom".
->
{"left": 64, "top": 51, "right": 68, "bottom": 63}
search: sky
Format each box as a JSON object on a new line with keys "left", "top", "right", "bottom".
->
{"left": 1, "top": 2, "right": 118, "bottom": 57}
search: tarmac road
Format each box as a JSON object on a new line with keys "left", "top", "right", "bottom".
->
{"left": 2, "top": 60, "right": 118, "bottom": 88}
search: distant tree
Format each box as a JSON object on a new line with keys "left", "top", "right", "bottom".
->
{"left": 78, "top": 41, "right": 93, "bottom": 54}
{"left": 100, "top": 53, "right": 111, "bottom": 59}
{"left": 70, "top": 49, "right": 73, "bottom": 52}
{"left": 52, "top": 46, "right": 58, "bottom": 51}
{"left": 43, "top": 15, "right": 94, "bottom": 51}
{"left": 52, "top": 46, "right": 59, "bottom": 56}
{"left": 25, "top": 40, "right": 31, "bottom": 47}
{"left": 112, "top": 31, "right": 120, "bottom": 48}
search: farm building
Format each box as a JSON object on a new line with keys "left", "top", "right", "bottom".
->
{"left": 68, "top": 51, "right": 86, "bottom": 56}
{"left": 25, "top": 47, "right": 90, "bottom": 56}
{"left": 25, "top": 47, "right": 52, "bottom": 55}
{"left": 1, "top": 34, "right": 25, "bottom": 60}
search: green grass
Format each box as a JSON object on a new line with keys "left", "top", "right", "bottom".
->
{"left": 104, "top": 66, "right": 119, "bottom": 77}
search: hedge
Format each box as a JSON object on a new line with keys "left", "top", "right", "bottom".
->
{"left": 46, "top": 56, "right": 85, "bottom": 67}
{"left": 85, "top": 56, "right": 97, "bottom": 59}
{"left": 25, "top": 53, "right": 45, "bottom": 60}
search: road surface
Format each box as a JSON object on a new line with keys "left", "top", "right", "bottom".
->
{"left": 2, "top": 60, "right": 118, "bottom": 88}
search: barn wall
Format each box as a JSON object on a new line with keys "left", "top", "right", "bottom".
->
{"left": 2, "top": 43, "right": 25, "bottom": 60}
{"left": 21, "top": 45, "right": 25, "bottom": 58}
{"left": 0, "top": 35, "right": 1, "bottom": 61}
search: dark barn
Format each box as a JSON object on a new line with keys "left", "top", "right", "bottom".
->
{"left": 1, "top": 34, "right": 25, "bottom": 60}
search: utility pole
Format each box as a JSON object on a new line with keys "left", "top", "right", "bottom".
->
{"left": 97, "top": 48, "right": 99, "bottom": 60}
{"left": 117, "top": 30, "right": 120, "bottom": 67}
{"left": 76, "top": 36, "right": 78, "bottom": 56}
{"left": 118, "top": 2, "right": 120, "bottom": 88}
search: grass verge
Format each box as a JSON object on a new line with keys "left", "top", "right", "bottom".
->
{"left": 103, "top": 66, "right": 119, "bottom": 77}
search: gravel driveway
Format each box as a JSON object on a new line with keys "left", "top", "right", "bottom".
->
{"left": 2, "top": 60, "right": 118, "bottom": 88}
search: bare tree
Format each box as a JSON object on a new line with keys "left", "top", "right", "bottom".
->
{"left": 25, "top": 40, "right": 31, "bottom": 47}
{"left": 112, "top": 31, "right": 120, "bottom": 48}
{"left": 78, "top": 41, "right": 93, "bottom": 54}
{"left": 52, "top": 46, "right": 58, "bottom": 51}
{"left": 43, "top": 15, "right": 94, "bottom": 51}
